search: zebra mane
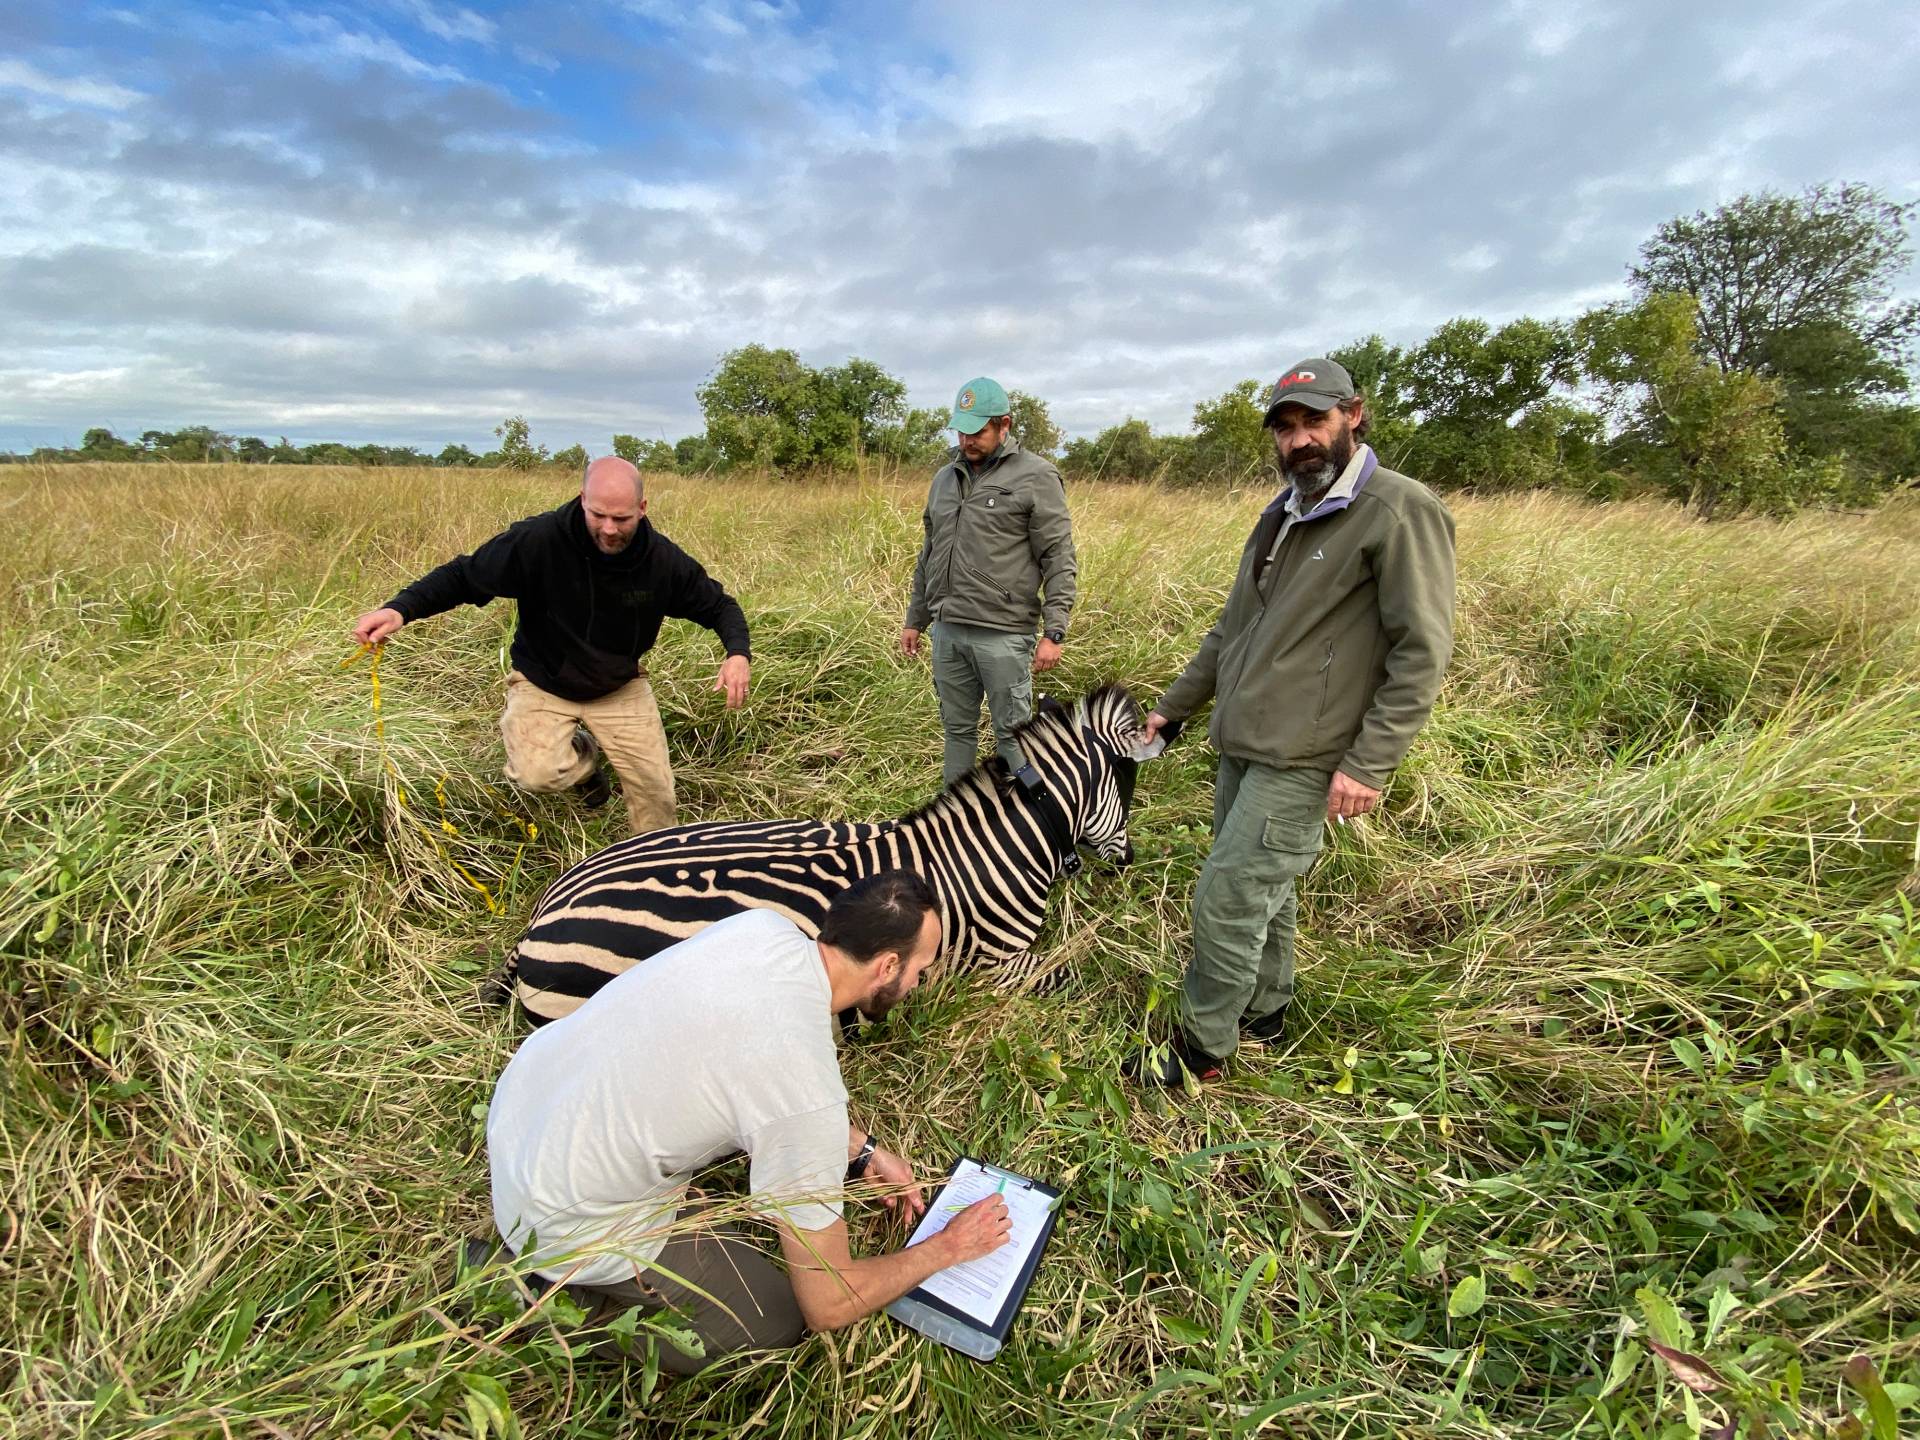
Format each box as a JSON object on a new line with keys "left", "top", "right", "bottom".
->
{"left": 895, "top": 681, "right": 1141, "bottom": 826}
{"left": 897, "top": 755, "right": 1020, "bottom": 827}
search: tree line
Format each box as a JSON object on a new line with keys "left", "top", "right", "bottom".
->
{"left": 15, "top": 183, "right": 1915, "bottom": 519}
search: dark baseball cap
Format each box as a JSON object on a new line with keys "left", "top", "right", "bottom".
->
{"left": 1263, "top": 358, "right": 1357, "bottom": 423}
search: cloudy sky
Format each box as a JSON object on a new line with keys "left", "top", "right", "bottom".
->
{"left": 3, "top": 0, "right": 1917, "bottom": 454}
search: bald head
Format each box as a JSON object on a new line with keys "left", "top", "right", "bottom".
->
{"left": 584, "top": 454, "right": 643, "bottom": 504}
{"left": 581, "top": 455, "right": 647, "bottom": 554}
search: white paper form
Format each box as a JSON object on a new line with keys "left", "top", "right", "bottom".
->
{"left": 903, "top": 1160, "right": 1057, "bottom": 1324}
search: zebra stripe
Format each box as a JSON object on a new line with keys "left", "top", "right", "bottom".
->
{"left": 508, "top": 683, "right": 1145, "bottom": 1024}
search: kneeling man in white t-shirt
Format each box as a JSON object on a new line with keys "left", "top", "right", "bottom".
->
{"left": 486, "top": 869, "right": 1012, "bottom": 1373}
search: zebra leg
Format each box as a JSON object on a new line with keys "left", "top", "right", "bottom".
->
{"left": 980, "top": 949, "right": 1070, "bottom": 995}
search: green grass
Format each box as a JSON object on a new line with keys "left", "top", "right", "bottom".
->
{"left": 2, "top": 464, "right": 1917, "bottom": 1438}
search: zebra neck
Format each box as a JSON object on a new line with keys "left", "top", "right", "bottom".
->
{"left": 1010, "top": 764, "right": 1082, "bottom": 876}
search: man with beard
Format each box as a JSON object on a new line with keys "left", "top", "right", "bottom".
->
{"left": 350, "top": 455, "right": 750, "bottom": 834}
{"left": 486, "top": 870, "right": 1013, "bottom": 1372}
{"left": 902, "top": 376, "right": 1077, "bottom": 786}
{"left": 1127, "top": 359, "right": 1456, "bottom": 1087}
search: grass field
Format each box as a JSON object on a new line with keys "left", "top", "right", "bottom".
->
{"left": 2, "top": 462, "right": 1917, "bottom": 1439}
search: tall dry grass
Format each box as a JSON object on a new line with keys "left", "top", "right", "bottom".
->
{"left": 1, "top": 463, "right": 1916, "bottom": 1437}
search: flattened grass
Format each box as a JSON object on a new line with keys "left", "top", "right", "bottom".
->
{"left": 2, "top": 465, "right": 1916, "bottom": 1437}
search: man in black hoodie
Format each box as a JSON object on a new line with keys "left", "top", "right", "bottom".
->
{"left": 350, "top": 456, "right": 750, "bottom": 834}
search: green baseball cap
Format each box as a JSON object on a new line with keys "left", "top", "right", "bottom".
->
{"left": 951, "top": 376, "right": 1010, "bottom": 435}
{"left": 1263, "top": 358, "right": 1357, "bottom": 423}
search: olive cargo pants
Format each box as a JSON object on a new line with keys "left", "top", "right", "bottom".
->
{"left": 1180, "top": 759, "right": 1331, "bottom": 1060}
{"left": 929, "top": 620, "right": 1036, "bottom": 786}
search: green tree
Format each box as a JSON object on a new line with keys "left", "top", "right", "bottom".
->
{"left": 1578, "top": 292, "right": 1789, "bottom": 518}
{"left": 697, "top": 345, "right": 826, "bottom": 471}
{"left": 610, "top": 433, "right": 643, "bottom": 464}
{"left": 1329, "top": 334, "right": 1418, "bottom": 466}
{"left": 1180, "top": 379, "right": 1270, "bottom": 486}
{"left": 436, "top": 443, "right": 478, "bottom": 467}
{"left": 673, "top": 434, "right": 723, "bottom": 473}
{"left": 1006, "top": 390, "right": 1062, "bottom": 457}
{"left": 1632, "top": 185, "right": 1919, "bottom": 483}
{"left": 1631, "top": 183, "right": 1919, "bottom": 380}
{"left": 1401, "top": 316, "right": 1586, "bottom": 490}
{"left": 1061, "top": 418, "right": 1171, "bottom": 483}
{"left": 820, "top": 357, "right": 908, "bottom": 464}
{"left": 869, "top": 407, "right": 951, "bottom": 468}
{"left": 552, "top": 443, "right": 589, "bottom": 473}
{"left": 80, "top": 428, "right": 140, "bottom": 460}
{"left": 493, "top": 416, "right": 548, "bottom": 472}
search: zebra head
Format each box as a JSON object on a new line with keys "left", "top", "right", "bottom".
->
{"left": 1022, "top": 682, "right": 1150, "bottom": 867}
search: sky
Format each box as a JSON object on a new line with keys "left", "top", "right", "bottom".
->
{"left": 2, "top": 0, "right": 1917, "bottom": 454}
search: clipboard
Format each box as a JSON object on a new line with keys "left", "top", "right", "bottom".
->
{"left": 885, "top": 1156, "right": 1062, "bottom": 1361}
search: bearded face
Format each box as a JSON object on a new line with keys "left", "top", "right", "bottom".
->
{"left": 1276, "top": 405, "right": 1356, "bottom": 499}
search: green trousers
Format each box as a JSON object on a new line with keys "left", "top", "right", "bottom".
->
{"left": 1181, "top": 758, "right": 1331, "bottom": 1060}
{"left": 929, "top": 620, "right": 1036, "bottom": 786}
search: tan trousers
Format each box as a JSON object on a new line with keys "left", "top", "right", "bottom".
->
{"left": 500, "top": 670, "right": 677, "bottom": 835}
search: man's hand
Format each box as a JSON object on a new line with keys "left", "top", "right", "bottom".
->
{"left": 716, "top": 655, "right": 750, "bottom": 709}
{"left": 1327, "top": 770, "right": 1381, "bottom": 822}
{"left": 932, "top": 1195, "right": 1012, "bottom": 1266}
{"left": 1032, "top": 636, "right": 1063, "bottom": 673}
{"left": 899, "top": 627, "right": 921, "bottom": 658}
{"left": 863, "top": 1146, "right": 927, "bottom": 1221}
{"left": 1143, "top": 710, "right": 1169, "bottom": 744}
{"left": 351, "top": 607, "right": 405, "bottom": 646}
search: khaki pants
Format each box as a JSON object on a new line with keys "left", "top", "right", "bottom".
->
{"left": 500, "top": 670, "right": 676, "bottom": 835}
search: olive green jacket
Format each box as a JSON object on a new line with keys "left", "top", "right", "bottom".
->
{"left": 1156, "top": 450, "right": 1455, "bottom": 788}
{"left": 905, "top": 437, "right": 1076, "bottom": 636}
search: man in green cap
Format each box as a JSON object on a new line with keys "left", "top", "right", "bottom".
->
{"left": 1127, "top": 357, "right": 1456, "bottom": 1088}
{"left": 902, "top": 377, "right": 1077, "bottom": 785}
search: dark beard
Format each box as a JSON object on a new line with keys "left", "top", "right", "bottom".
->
{"left": 864, "top": 972, "right": 909, "bottom": 1018}
{"left": 1282, "top": 426, "right": 1356, "bottom": 506}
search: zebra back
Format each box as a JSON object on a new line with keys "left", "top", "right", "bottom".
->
{"left": 509, "top": 683, "right": 1147, "bottom": 1024}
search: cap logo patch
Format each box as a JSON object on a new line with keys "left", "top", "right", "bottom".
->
{"left": 1280, "top": 369, "right": 1318, "bottom": 387}
{"left": 958, "top": 388, "right": 976, "bottom": 410}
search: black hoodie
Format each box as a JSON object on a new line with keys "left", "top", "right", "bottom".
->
{"left": 385, "top": 499, "right": 751, "bottom": 703}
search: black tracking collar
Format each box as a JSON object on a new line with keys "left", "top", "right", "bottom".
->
{"left": 1013, "top": 763, "right": 1082, "bottom": 878}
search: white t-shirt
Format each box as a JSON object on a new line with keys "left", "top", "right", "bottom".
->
{"left": 488, "top": 908, "right": 849, "bottom": 1287}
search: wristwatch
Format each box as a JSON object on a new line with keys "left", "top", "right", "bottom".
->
{"left": 847, "top": 1133, "right": 877, "bottom": 1180}
{"left": 1044, "top": 628, "right": 1065, "bottom": 644}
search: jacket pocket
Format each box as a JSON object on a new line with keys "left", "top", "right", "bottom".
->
{"left": 957, "top": 558, "right": 1014, "bottom": 604}
{"left": 1314, "top": 642, "right": 1336, "bottom": 724}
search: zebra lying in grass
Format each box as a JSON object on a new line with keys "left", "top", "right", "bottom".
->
{"left": 504, "top": 682, "right": 1153, "bottom": 1025}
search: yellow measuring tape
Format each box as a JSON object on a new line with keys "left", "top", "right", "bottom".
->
{"left": 341, "top": 641, "right": 538, "bottom": 915}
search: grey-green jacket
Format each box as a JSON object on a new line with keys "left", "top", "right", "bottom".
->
{"left": 1156, "top": 449, "right": 1455, "bottom": 789}
{"left": 905, "top": 437, "right": 1076, "bottom": 636}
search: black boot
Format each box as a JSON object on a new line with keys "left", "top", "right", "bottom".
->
{"left": 1243, "top": 1003, "right": 1291, "bottom": 1045}
{"left": 1123, "top": 1031, "right": 1225, "bottom": 1087}
{"left": 570, "top": 730, "right": 613, "bottom": 809}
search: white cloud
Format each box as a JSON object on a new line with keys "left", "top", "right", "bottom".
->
{"left": 392, "top": 0, "right": 498, "bottom": 46}
{"left": 0, "top": 59, "right": 142, "bottom": 110}
{"left": 285, "top": 13, "right": 469, "bottom": 82}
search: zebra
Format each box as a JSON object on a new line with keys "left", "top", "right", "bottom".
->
{"left": 505, "top": 682, "right": 1154, "bottom": 1025}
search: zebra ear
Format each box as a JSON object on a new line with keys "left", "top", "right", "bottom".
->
{"left": 1036, "top": 694, "right": 1070, "bottom": 722}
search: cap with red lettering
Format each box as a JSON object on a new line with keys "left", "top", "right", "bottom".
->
{"left": 1262, "top": 358, "right": 1357, "bottom": 424}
